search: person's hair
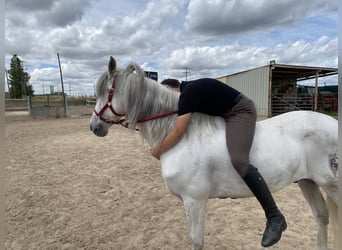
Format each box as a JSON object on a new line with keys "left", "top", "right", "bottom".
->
{"left": 160, "top": 78, "right": 180, "bottom": 88}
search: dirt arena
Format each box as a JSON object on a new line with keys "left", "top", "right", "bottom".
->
{"left": 5, "top": 112, "right": 335, "bottom": 250}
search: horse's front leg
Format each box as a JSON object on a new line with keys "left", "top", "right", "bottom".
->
{"left": 183, "top": 196, "right": 208, "bottom": 250}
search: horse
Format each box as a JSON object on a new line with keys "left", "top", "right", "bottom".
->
{"left": 90, "top": 56, "right": 338, "bottom": 250}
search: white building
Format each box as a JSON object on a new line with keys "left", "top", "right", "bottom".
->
{"left": 217, "top": 62, "right": 337, "bottom": 117}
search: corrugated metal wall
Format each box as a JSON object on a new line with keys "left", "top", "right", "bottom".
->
{"left": 218, "top": 66, "right": 270, "bottom": 117}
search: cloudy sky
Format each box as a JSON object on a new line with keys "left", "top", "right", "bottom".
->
{"left": 5, "top": 0, "right": 338, "bottom": 96}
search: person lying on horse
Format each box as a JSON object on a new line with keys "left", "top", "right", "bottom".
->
{"left": 151, "top": 78, "right": 287, "bottom": 248}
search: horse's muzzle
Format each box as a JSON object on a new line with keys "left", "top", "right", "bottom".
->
{"left": 90, "top": 116, "right": 109, "bottom": 137}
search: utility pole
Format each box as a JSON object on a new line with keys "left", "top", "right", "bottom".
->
{"left": 4, "top": 68, "right": 9, "bottom": 94}
{"left": 57, "top": 53, "right": 65, "bottom": 94}
{"left": 314, "top": 72, "right": 319, "bottom": 111}
{"left": 57, "top": 52, "right": 67, "bottom": 115}
{"left": 184, "top": 67, "right": 190, "bottom": 81}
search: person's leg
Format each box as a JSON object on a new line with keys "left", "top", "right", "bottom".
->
{"left": 225, "top": 96, "right": 256, "bottom": 177}
{"left": 243, "top": 164, "right": 287, "bottom": 247}
{"left": 225, "top": 97, "right": 286, "bottom": 247}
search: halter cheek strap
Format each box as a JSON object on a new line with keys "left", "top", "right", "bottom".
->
{"left": 93, "top": 80, "right": 125, "bottom": 124}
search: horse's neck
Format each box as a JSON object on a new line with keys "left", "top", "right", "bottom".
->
{"left": 137, "top": 117, "right": 175, "bottom": 147}
{"left": 129, "top": 78, "right": 221, "bottom": 148}
{"left": 138, "top": 110, "right": 222, "bottom": 149}
{"left": 135, "top": 83, "right": 179, "bottom": 148}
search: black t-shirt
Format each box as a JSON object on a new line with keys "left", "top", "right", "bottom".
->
{"left": 178, "top": 78, "right": 240, "bottom": 116}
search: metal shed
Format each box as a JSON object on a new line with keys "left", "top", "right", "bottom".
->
{"left": 217, "top": 62, "right": 338, "bottom": 117}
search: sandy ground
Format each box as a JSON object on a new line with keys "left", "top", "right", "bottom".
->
{"left": 5, "top": 112, "right": 335, "bottom": 250}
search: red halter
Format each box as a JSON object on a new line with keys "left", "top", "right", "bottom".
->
{"left": 93, "top": 80, "right": 178, "bottom": 127}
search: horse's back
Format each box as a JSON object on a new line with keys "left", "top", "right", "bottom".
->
{"left": 260, "top": 111, "right": 337, "bottom": 134}
{"left": 160, "top": 111, "right": 337, "bottom": 199}
{"left": 260, "top": 111, "right": 337, "bottom": 149}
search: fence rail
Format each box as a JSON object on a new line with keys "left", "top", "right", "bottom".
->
{"left": 5, "top": 99, "right": 28, "bottom": 111}
{"left": 86, "top": 97, "right": 97, "bottom": 106}
{"left": 28, "top": 94, "right": 67, "bottom": 117}
{"left": 5, "top": 95, "right": 96, "bottom": 117}
{"left": 272, "top": 95, "right": 313, "bottom": 116}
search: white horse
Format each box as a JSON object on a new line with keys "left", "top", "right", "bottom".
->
{"left": 90, "top": 56, "right": 338, "bottom": 250}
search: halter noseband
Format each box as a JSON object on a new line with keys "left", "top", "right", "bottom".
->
{"left": 93, "top": 80, "right": 125, "bottom": 125}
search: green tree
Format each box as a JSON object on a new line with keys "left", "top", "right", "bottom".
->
{"left": 8, "top": 54, "right": 31, "bottom": 98}
{"left": 25, "top": 84, "right": 34, "bottom": 96}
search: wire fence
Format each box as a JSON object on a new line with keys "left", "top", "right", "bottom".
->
{"left": 271, "top": 93, "right": 338, "bottom": 116}
{"left": 28, "top": 94, "right": 66, "bottom": 117}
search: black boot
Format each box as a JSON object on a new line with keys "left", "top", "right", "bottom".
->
{"left": 242, "top": 164, "right": 287, "bottom": 247}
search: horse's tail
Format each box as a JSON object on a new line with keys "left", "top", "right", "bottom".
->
{"left": 326, "top": 195, "right": 339, "bottom": 250}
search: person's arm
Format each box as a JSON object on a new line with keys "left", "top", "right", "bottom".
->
{"left": 151, "top": 113, "right": 192, "bottom": 160}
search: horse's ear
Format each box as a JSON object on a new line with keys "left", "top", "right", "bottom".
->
{"left": 108, "top": 56, "right": 116, "bottom": 75}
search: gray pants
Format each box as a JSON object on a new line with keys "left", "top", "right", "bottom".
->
{"left": 223, "top": 95, "right": 257, "bottom": 177}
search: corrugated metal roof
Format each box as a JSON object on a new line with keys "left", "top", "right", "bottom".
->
{"left": 270, "top": 63, "right": 337, "bottom": 81}
{"left": 220, "top": 63, "right": 338, "bottom": 81}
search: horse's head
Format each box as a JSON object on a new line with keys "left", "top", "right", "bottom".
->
{"left": 90, "top": 56, "right": 125, "bottom": 137}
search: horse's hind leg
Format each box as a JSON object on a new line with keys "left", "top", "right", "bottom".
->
{"left": 182, "top": 196, "right": 208, "bottom": 250}
{"left": 297, "top": 179, "right": 329, "bottom": 250}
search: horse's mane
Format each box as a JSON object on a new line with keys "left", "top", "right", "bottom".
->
{"left": 97, "top": 72, "right": 109, "bottom": 97}
{"left": 112, "top": 63, "right": 221, "bottom": 147}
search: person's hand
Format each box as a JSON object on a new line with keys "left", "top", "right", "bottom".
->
{"left": 149, "top": 113, "right": 191, "bottom": 161}
{"left": 150, "top": 147, "right": 160, "bottom": 160}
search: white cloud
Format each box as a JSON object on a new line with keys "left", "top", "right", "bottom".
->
{"left": 6, "top": 0, "right": 93, "bottom": 27}
{"left": 5, "top": 29, "right": 34, "bottom": 55}
{"left": 6, "top": 0, "right": 55, "bottom": 11}
{"left": 31, "top": 67, "right": 59, "bottom": 82}
{"left": 185, "top": 0, "right": 337, "bottom": 35}
{"left": 5, "top": 0, "right": 338, "bottom": 95}
{"left": 162, "top": 36, "right": 337, "bottom": 79}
